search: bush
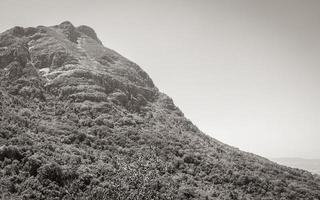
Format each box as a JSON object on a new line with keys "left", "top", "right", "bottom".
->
{"left": 38, "top": 162, "right": 63, "bottom": 186}
{"left": 24, "top": 155, "right": 42, "bottom": 176}
{"left": 0, "top": 145, "right": 23, "bottom": 161}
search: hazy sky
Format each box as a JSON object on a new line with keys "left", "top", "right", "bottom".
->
{"left": 1, "top": 0, "right": 320, "bottom": 159}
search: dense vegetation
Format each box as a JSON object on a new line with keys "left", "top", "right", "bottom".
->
{"left": 0, "top": 21, "right": 320, "bottom": 200}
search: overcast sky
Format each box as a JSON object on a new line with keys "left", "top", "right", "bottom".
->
{"left": 1, "top": 0, "right": 320, "bottom": 159}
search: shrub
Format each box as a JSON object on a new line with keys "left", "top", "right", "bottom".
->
{"left": 0, "top": 145, "right": 23, "bottom": 161}
{"left": 38, "top": 162, "right": 63, "bottom": 186}
{"left": 24, "top": 155, "right": 42, "bottom": 176}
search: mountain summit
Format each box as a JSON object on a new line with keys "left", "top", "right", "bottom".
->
{"left": 0, "top": 21, "right": 319, "bottom": 199}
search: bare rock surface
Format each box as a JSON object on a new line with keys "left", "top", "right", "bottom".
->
{"left": 0, "top": 21, "right": 320, "bottom": 199}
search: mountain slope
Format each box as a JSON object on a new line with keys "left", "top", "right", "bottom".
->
{"left": 0, "top": 21, "right": 319, "bottom": 200}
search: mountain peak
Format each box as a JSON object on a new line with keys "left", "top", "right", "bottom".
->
{"left": 59, "top": 20, "right": 75, "bottom": 27}
{"left": 77, "top": 25, "right": 102, "bottom": 44}
{"left": 1, "top": 22, "right": 320, "bottom": 199}
{"left": 52, "top": 21, "right": 102, "bottom": 44}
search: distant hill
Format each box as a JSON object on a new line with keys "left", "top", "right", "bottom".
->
{"left": 0, "top": 21, "right": 320, "bottom": 199}
{"left": 271, "top": 158, "right": 320, "bottom": 175}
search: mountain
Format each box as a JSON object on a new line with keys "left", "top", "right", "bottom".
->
{"left": 0, "top": 21, "right": 319, "bottom": 200}
{"left": 271, "top": 158, "right": 320, "bottom": 175}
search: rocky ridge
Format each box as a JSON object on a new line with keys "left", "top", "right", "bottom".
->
{"left": 0, "top": 21, "right": 320, "bottom": 200}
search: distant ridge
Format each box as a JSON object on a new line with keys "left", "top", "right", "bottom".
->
{"left": 271, "top": 157, "right": 320, "bottom": 175}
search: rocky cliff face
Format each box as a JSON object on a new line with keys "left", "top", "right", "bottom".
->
{"left": 0, "top": 21, "right": 320, "bottom": 200}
